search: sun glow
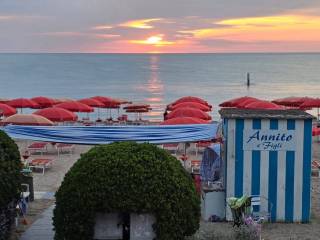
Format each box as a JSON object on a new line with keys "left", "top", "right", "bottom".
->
{"left": 130, "top": 35, "right": 174, "bottom": 46}
{"left": 146, "top": 36, "right": 162, "bottom": 44}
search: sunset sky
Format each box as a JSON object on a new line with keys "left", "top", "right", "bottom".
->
{"left": 1, "top": 0, "right": 320, "bottom": 53}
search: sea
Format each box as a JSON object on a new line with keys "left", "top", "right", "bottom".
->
{"left": 1, "top": 53, "right": 320, "bottom": 121}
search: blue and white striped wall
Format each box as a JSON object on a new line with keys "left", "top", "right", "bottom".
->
{"left": 223, "top": 118, "right": 312, "bottom": 222}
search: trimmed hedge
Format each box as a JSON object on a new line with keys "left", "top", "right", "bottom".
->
{"left": 53, "top": 142, "right": 200, "bottom": 240}
{"left": 0, "top": 130, "right": 22, "bottom": 240}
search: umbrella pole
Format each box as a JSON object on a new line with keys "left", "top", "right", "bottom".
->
{"left": 318, "top": 108, "right": 319, "bottom": 121}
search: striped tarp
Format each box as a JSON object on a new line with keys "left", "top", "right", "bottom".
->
{"left": 1, "top": 123, "right": 218, "bottom": 145}
{"left": 224, "top": 118, "right": 312, "bottom": 223}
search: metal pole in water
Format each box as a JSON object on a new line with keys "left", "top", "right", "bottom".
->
{"left": 247, "top": 72, "right": 250, "bottom": 87}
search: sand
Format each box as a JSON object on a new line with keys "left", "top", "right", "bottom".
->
{"left": 11, "top": 139, "right": 320, "bottom": 239}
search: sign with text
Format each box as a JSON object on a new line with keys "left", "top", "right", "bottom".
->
{"left": 243, "top": 130, "right": 296, "bottom": 151}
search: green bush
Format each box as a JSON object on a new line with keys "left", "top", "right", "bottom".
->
{"left": 0, "top": 130, "right": 22, "bottom": 208}
{"left": 53, "top": 142, "right": 200, "bottom": 240}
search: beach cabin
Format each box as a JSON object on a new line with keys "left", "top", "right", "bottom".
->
{"left": 219, "top": 108, "right": 314, "bottom": 222}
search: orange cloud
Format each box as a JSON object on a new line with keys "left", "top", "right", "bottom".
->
{"left": 179, "top": 15, "right": 320, "bottom": 42}
{"left": 120, "top": 18, "right": 163, "bottom": 29}
{"left": 92, "top": 25, "right": 113, "bottom": 30}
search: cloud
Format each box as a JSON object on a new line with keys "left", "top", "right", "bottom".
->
{"left": 119, "top": 18, "right": 163, "bottom": 29}
{"left": 91, "top": 25, "right": 113, "bottom": 30}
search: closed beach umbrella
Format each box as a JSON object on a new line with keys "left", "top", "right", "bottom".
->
{"left": 166, "top": 107, "right": 212, "bottom": 120}
{"left": 219, "top": 96, "right": 258, "bottom": 108}
{"left": 168, "top": 102, "right": 211, "bottom": 112}
{"left": 0, "top": 104, "right": 17, "bottom": 117}
{"left": 2, "top": 114, "right": 53, "bottom": 126}
{"left": 244, "top": 101, "right": 284, "bottom": 110}
{"left": 272, "top": 97, "right": 310, "bottom": 107}
{"left": 33, "top": 107, "right": 78, "bottom": 122}
{"left": 160, "top": 117, "right": 209, "bottom": 125}
{"left": 7, "top": 98, "right": 40, "bottom": 113}
{"left": 55, "top": 101, "right": 94, "bottom": 113}
{"left": 31, "top": 96, "right": 56, "bottom": 108}
{"left": 171, "top": 96, "right": 210, "bottom": 107}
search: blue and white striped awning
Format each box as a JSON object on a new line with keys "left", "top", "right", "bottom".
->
{"left": 1, "top": 123, "right": 218, "bottom": 145}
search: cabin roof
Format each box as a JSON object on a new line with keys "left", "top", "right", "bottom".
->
{"left": 219, "top": 108, "right": 315, "bottom": 120}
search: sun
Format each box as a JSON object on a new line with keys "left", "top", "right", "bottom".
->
{"left": 146, "top": 36, "right": 163, "bottom": 44}
{"left": 130, "top": 34, "right": 174, "bottom": 46}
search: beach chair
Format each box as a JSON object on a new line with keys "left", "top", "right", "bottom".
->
{"left": 27, "top": 142, "right": 48, "bottom": 155}
{"left": 56, "top": 143, "right": 75, "bottom": 156}
{"left": 163, "top": 143, "right": 179, "bottom": 155}
{"left": 191, "top": 160, "right": 201, "bottom": 173}
{"left": 312, "top": 160, "right": 320, "bottom": 177}
{"left": 28, "top": 158, "right": 53, "bottom": 175}
{"left": 249, "top": 195, "right": 272, "bottom": 223}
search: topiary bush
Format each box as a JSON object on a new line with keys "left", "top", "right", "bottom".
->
{"left": 53, "top": 142, "right": 200, "bottom": 240}
{"left": 0, "top": 130, "right": 22, "bottom": 239}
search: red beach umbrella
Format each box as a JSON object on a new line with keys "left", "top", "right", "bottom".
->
{"left": 31, "top": 96, "right": 56, "bottom": 108}
{"left": 168, "top": 102, "right": 211, "bottom": 112}
{"left": 219, "top": 96, "right": 259, "bottom": 108}
{"left": 299, "top": 98, "right": 320, "bottom": 120}
{"left": 244, "top": 101, "right": 284, "bottom": 110}
{"left": 271, "top": 97, "right": 310, "bottom": 107}
{"left": 125, "top": 108, "right": 151, "bottom": 113}
{"left": 114, "top": 98, "right": 132, "bottom": 104}
{"left": 236, "top": 98, "right": 261, "bottom": 108}
{"left": 171, "top": 96, "right": 210, "bottom": 107}
{"left": 299, "top": 98, "right": 320, "bottom": 108}
{"left": 160, "top": 117, "right": 209, "bottom": 125}
{"left": 0, "top": 103, "right": 17, "bottom": 117}
{"left": 166, "top": 107, "right": 212, "bottom": 120}
{"left": 7, "top": 98, "right": 40, "bottom": 111}
{"left": 0, "top": 98, "right": 10, "bottom": 104}
{"left": 2, "top": 114, "right": 54, "bottom": 126}
{"left": 33, "top": 107, "right": 78, "bottom": 122}
{"left": 91, "top": 96, "right": 120, "bottom": 106}
{"left": 78, "top": 98, "right": 105, "bottom": 107}
{"left": 125, "top": 107, "right": 151, "bottom": 121}
{"left": 123, "top": 104, "right": 151, "bottom": 110}
{"left": 55, "top": 101, "right": 94, "bottom": 113}
{"left": 53, "top": 98, "right": 74, "bottom": 104}
{"left": 92, "top": 96, "right": 122, "bottom": 119}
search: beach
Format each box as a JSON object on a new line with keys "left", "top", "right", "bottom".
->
{"left": 10, "top": 137, "right": 320, "bottom": 240}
